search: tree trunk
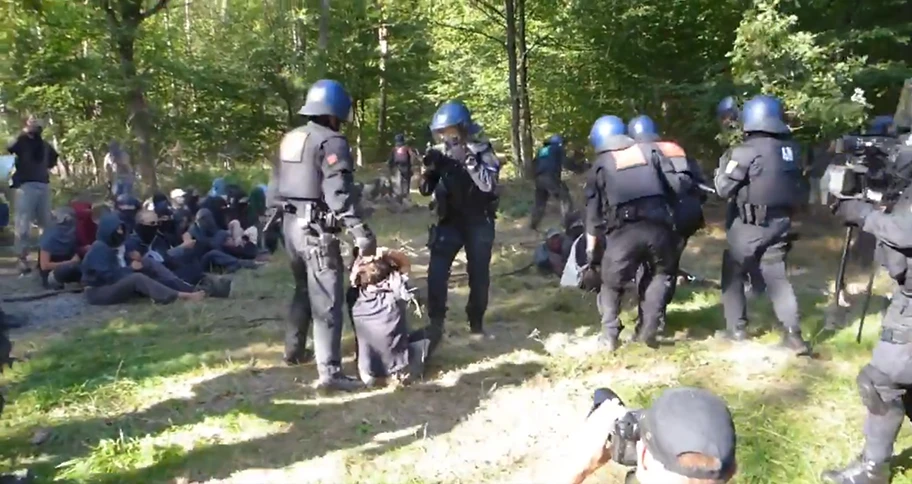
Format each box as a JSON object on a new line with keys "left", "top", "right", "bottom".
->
{"left": 503, "top": 0, "right": 522, "bottom": 173}
{"left": 318, "top": 0, "right": 330, "bottom": 52}
{"left": 516, "top": 0, "right": 534, "bottom": 177}
{"left": 117, "top": 38, "right": 158, "bottom": 191}
{"left": 377, "top": 10, "right": 389, "bottom": 152}
{"left": 352, "top": 99, "right": 364, "bottom": 167}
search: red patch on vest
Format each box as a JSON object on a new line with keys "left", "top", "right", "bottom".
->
{"left": 326, "top": 154, "right": 338, "bottom": 165}
{"left": 397, "top": 146, "right": 407, "bottom": 154}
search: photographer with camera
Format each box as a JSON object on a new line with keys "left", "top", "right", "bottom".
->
{"left": 562, "top": 386, "right": 737, "bottom": 484}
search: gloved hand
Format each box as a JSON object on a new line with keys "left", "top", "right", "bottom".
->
{"left": 833, "top": 199, "right": 875, "bottom": 226}
{"left": 423, "top": 149, "right": 445, "bottom": 169}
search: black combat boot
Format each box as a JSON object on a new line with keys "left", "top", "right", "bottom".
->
{"left": 200, "top": 276, "right": 232, "bottom": 298}
{"left": 721, "top": 323, "right": 748, "bottom": 342}
{"left": 821, "top": 456, "right": 890, "bottom": 484}
{"left": 283, "top": 349, "right": 313, "bottom": 367}
{"left": 315, "top": 372, "right": 365, "bottom": 392}
{"left": 632, "top": 331, "right": 659, "bottom": 349}
{"left": 781, "top": 327, "right": 811, "bottom": 355}
{"left": 598, "top": 333, "right": 620, "bottom": 352}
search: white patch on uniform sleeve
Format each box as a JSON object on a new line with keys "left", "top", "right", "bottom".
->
{"left": 724, "top": 160, "right": 739, "bottom": 174}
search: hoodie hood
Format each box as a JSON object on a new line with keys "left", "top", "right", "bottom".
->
{"left": 96, "top": 213, "right": 126, "bottom": 247}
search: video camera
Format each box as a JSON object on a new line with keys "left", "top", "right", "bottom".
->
{"left": 825, "top": 135, "right": 905, "bottom": 205}
{"left": 589, "top": 388, "right": 643, "bottom": 468}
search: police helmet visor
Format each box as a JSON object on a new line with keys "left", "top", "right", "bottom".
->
{"left": 432, "top": 125, "right": 465, "bottom": 142}
{"left": 298, "top": 102, "right": 353, "bottom": 123}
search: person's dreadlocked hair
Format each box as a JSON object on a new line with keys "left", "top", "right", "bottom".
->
{"left": 354, "top": 253, "right": 408, "bottom": 288}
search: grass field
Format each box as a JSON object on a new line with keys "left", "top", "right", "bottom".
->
{"left": 1, "top": 176, "right": 911, "bottom": 483}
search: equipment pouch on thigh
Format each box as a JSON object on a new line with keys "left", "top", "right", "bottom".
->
{"left": 858, "top": 365, "right": 896, "bottom": 416}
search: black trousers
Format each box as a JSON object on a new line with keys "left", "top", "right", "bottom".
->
{"left": 85, "top": 273, "right": 179, "bottom": 305}
{"left": 597, "top": 221, "right": 676, "bottom": 340}
{"left": 530, "top": 173, "right": 573, "bottom": 230}
{"left": 720, "top": 218, "right": 799, "bottom": 332}
{"left": 635, "top": 234, "right": 688, "bottom": 333}
{"left": 425, "top": 218, "right": 495, "bottom": 352}
{"left": 283, "top": 216, "right": 345, "bottom": 378}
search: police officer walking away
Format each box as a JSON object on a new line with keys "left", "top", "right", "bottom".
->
{"left": 530, "top": 134, "right": 574, "bottom": 231}
{"left": 713, "top": 95, "right": 810, "bottom": 353}
{"left": 821, "top": 144, "right": 912, "bottom": 483}
{"left": 419, "top": 101, "right": 500, "bottom": 354}
{"left": 584, "top": 115, "right": 689, "bottom": 351}
{"left": 270, "top": 79, "right": 377, "bottom": 391}
{"left": 628, "top": 115, "right": 708, "bottom": 334}
{"left": 388, "top": 133, "right": 417, "bottom": 203}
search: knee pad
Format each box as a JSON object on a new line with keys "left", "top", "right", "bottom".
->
{"left": 857, "top": 365, "right": 899, "bottom": 416}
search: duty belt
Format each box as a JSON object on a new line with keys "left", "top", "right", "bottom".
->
{"left": 880, "top": 327, "right": 912, "bottom": 344}
{"left": 737, "top": 204, "right": 792, "bottom": 226}
{"left": 282, "top": 199, "right": 339, "bottom": 232}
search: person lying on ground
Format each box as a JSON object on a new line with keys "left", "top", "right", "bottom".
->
{"left": 124, "top": 208, "right": 230, "bottom": 298}
{"left": 189, "top": 208, "right": 258, "bottom": 272}
{"left": 114, "top": 193, "right": 141, "bottom": 234}
{"left": 349, "top": 248, "right": 429, "bottom": 387}
{"left": 38, "top": 207, "right": 82, "bottom": 289}
{"left": 535, "top": 228, "right": 575, "bottom": 277}
{"left": 81, "top": 213, "right": 206, "bottom": 305}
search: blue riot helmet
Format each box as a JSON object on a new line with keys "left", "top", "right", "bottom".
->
{"left": 589, "top": 115, "right": 626, "bottom": 153}
{"left": 627, "top": 115, "right": 657, "bottom": 138}
{"left": 869, "top": 115, "right": 894, "bottom": 136}
{"left": 394, "top": 133, "right": 406, "bottom": 145}
{"left": 298, "top": 79, "right": 353, "bottom": 122}
{"left": 548, "top": 134, "right": 564, "bottom": 146}
{"left": 716, "top": 96, "right": 739, "bottom": 122}
{"left": 741, "top": 95, "right": 789, "bottom": 134}
{"left": 429, "top": 101, "right": 474, "bottom": 133}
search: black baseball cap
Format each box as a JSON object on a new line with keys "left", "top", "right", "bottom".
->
{"left": 641, "top": 387, "right": 737, "bottom": 480}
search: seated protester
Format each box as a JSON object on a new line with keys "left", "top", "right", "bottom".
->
{"left": 114, "top": 193, "right": 141, "bottom": 234}
{"left": 38, "top": 207, "right": 83, "bottom": 289}
{"left": 126, "top": 209, "right": 232, "bottom": 298}
{"left": 70, "top": 200, "right": 97, "bottom": 258}
{"left": 189, "top": 208, "right": 257, "bottom": 272}
{"left": 535, "top": 228, "right": 574, "bottom": 277}
{"left": 81, "top": 213, "right": 206, "bottom": 305}
{"left": 349, "top": 248, "right": 429, "bottom": 387}
{"left": 208, "top": 177, "right": 227, "bottom": 198}
{"left": 225, "top": 184, "right": 252, "bottom": 226}
{"left": 200, "top": 192, "right": 229, "bottom": 231}
{"left": 170, "top": 188, "right": 199, "bottom": 235}
{"left": 227, "top": 219, "right": 259, "bottom": 259}
{"left": 559, "top": 387, "right": 737, "bottom": 484}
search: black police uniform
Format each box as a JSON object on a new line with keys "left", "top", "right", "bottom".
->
{"left": 272, "top": 120, "right": 375, "bottom": 382}
{"left": 585, "top": 134, "right": 689, "bottom": 348}
{"left": 388, "top": 144, "right": 416, "bottom": 202}
{"left": 530, "top": 144, "right": 574, "bottom": 231}
{"left": 419, "top": 138, "right": 500, "bottom": 353}
{"left": 713, "top": 133, "right": 808, "bottom": 350}
{"left": 722, "top": 144, "right": 768, "bottom": 296}
{"left": 632, "top": 136, "right": 707, "bottom": 334}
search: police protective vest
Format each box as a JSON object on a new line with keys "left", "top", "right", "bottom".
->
{"left": 601, "top": 144, "right": 667, "bottom": 207}
{"left": 277, "top": 122, "right": 342, "bottom": 200}
{"left": 435, "top": 141, "right": 499, "bottom": 220}
{"left": 392, "top": 146, "right": 411, "bottom": 169}
{"left": 733, "top": 136, "right": 803, "bottom": 208}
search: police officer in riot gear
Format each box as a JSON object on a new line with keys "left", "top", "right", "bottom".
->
{"left": 270, "top": 79, "right": 377, "bottom": 391}
{"left": 530, "top": 134, "right": 574, "bottom": 231}
{"left": 584, "top": 115, "right": 689, "bottom": 351}
{"left": 419, "top": 101, "right": 500, "bottom": 355}
{"left": 713, "top": 95, "right": 810, "bottom": 353}
{"left": 628, "top": 115, "right": 707, "bottom": 334}
{"left": 388, "top": 133, "right": 417, "bottom": 203}
{"left": 821, "top": 138, "right": 912, "bottom": 484}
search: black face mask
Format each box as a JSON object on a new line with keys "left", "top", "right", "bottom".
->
{"left": 158, "top": 220, "right": 175, "bottom": 235}
{"left": 136, "top": 224, "right": 158, "bottom": 243}
{"left": 108, "top": 230, "right": 126, "bottom": 247}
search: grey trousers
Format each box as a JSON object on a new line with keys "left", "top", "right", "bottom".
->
{"left": 14, "top": 182, "right": 51, "bottom": 257}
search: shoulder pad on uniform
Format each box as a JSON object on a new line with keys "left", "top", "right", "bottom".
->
{"left": 605, "top": 135, "right": 636, "bottom": 152}
{"left": 279, "top": 128, "right": 309, "bottom": 164}
{"left": 655, "top": 141, "right": 687, "bottom": 158}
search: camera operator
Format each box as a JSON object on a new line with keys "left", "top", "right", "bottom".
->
{"left": 562, "top": 386, "right": 737, "bottom": 484}
{"left": 823, "top": 181, "right": 912, "bottom": 483}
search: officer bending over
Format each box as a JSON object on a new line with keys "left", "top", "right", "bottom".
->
{"left": 530, "top": 134, "right": 574, "bottom": 231}
{"left": 713, "top": 95, "right": 810, "bottom": 353}
{"left": 419, "top": 101, "right": 500, "bottom": 354}
{"left": 584, "top": 115, "right": 688, "bottom": 351}
{"left": 560, "top": 386, "right": 737, "bottom": 484}
{"left": 823, "top": 184, "right": 912, "bottom": 484}
{"left": 628, "top": 115, "right": 708, "bottom": 335}
{"left": 270, "top": 79, "right": 377, "bottom": 391}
